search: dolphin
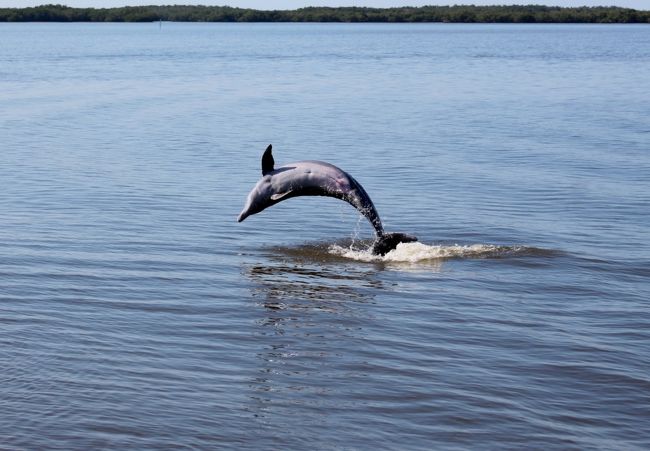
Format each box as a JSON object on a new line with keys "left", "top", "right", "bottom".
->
{"left": 237, "top": 145, "right": 417, "bottom": 255}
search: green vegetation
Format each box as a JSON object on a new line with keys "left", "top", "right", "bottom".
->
{"left": 1, "top": 4, "right": 649, "bottom": 23}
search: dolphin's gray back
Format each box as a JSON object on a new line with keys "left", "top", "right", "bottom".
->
{"left": 271, "top": 161, "right": 385, "bottom": 236}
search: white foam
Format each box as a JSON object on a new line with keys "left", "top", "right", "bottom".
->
{"left": 329, "top": 241, "right": 502, "bottom": 263}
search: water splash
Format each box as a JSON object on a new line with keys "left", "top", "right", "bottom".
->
{"left": 329, "top": 241, "right": 529, "bottom": 263}
{"left": 349, "top": 213, "right": 365, "bottom": 249}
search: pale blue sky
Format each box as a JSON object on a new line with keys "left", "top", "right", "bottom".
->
{"left": 0, "top": 1, "right": 648, "bottom": 10}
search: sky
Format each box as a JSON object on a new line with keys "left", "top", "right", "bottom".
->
{"left": 0, "top": 0, "right": 648, "bottom": 9}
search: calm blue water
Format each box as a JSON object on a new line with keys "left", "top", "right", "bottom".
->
{"left": 1, "top": 22, "right": 649, "bottom": 449}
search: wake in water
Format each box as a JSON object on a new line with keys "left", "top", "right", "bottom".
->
{"left": 267, "top": 238, "right": 558, "bottom": 267}
{"left": 329, "top": 241, "right": 539, "bottom": 263}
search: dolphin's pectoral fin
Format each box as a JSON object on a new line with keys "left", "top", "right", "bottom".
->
{"left": 262, "top": 144, "right": 274, "bottom": 175}
{"left": 270, "top": 190, "right": 293, "bottom": 201}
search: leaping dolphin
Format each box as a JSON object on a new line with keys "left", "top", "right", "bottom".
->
{"left": 237, "top": 145, "right": 417, "bottom": 255}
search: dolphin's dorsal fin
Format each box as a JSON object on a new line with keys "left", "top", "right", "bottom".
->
{"left": 262, "top": 144, "right": 274, "bottom": 175}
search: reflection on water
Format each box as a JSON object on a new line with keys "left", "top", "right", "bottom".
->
{"left": 249, "top": 262, "right": 380, "bottom": 306}
{"left": 244, "top": 256, "right": 380, "bottom": 431}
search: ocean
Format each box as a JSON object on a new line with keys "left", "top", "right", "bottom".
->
{"left": 1, "top": 22, "right": 649, "bottom": 449}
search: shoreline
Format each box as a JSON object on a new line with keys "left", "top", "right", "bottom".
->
{"left": 2, "top": 5, "right": 649, "bottom": 24}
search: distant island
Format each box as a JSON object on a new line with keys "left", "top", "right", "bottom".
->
{"left": 1, "top": 4, "right": 649, "bottom": 23}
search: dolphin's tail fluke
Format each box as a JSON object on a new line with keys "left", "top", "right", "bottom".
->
{"left": 371, "top": 232, "right": 418, "bottom": 256}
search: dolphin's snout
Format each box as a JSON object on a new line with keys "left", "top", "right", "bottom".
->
{"left": 238, "top": 204, "right": 253, "bottom": 222}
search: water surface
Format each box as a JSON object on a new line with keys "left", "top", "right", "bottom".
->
{"left": 1, "top": 23, "right": 649, "bottom": 449}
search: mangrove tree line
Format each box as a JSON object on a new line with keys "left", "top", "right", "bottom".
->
{"left": 1, "top": 4, "right": 649, "bottom": 23}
